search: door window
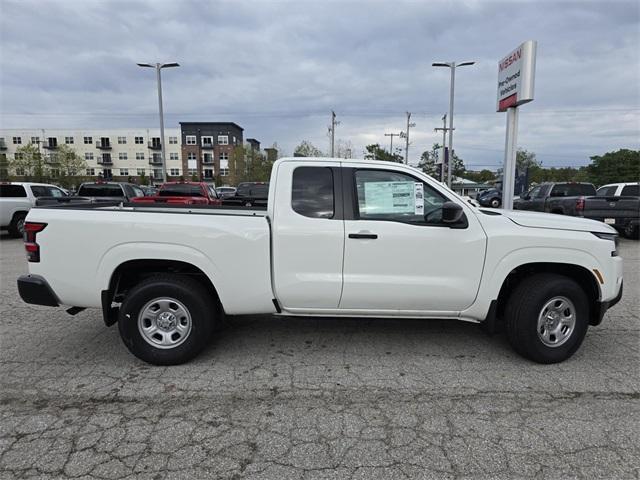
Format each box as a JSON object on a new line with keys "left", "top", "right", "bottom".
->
{"left": 354, "top": 169, "right": 447, "bottom": 225}
{"left": 527, "top": 186, "right": 541, "bottom": 199}
{"left": 597, "top": 186, "right": 617, "bottom": 197}
{"left": 291, "top": 167, "right": 334, "bottom": 219}
{"left": 30, "top": 186, "right": 65, "bottom": 197}
{"left": 621, "top": 185, "right": 639, "bottom": 196}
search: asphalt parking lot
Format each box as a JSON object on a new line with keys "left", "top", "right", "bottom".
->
{"left": 0, "top": 235, "right": 638, "bottom": 480}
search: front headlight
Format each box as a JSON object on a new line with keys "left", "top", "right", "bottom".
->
{"left": 592, "top": 232, "right": 619, "bottom": 256}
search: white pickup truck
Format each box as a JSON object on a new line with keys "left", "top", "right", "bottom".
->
{"left": 1, "top": 182, "right": 68, "bottom": 237}
{"left": 17, "top": 158, "right": 623, "bottom": 365}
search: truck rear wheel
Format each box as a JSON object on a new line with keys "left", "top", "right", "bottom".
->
{"left": 118, "top": 275, "right": 216, "bottom": 365}
{"left": 505, "top": 273, "right": 589, "bottom": 364}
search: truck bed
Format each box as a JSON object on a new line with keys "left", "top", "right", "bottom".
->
{"left": 26, "top": 204, "right": 275, "bottom": 314}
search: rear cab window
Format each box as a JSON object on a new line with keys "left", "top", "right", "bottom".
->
{"left": 291, "top": 167, "right": 334, "bottom": 218}
{"left": 159, "top": 184, "right": 204, "bottom": 197}
{"left": 621, "top": 185, "right": 639, "bottom": 196}
{"left": 78, "top": 184, "right": 125, "bottom": 197}
{"left": 597, "top": 186, "right": 618, "bottom": 197}
{"left": 0, "top": 184, "right": 27, "bottom": 197}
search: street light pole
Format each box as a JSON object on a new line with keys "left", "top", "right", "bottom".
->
{"left": 137, "top": 62, "right": 179, "bottom": 183}
{"left": 401, "top": 112, "right": 416, "bottom": 165}
{"left": 432, "top": 60, "right": 475, "bottom": 188}
{"left": 384, "top": 132, "right": 400, "bottom": 158}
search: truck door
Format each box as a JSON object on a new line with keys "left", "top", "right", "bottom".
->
{"left": 271, "top": 161, "right": 345, "bottom": 309}
{"left": 339, "top": 165, "right": 487, "bottom": 313}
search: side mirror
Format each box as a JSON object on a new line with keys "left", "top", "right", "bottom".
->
{"left": 442, "top": 201, "right": 464, "bottom": 224}
{"left": 522, "top": 194, "right": 531, "bottom": 200}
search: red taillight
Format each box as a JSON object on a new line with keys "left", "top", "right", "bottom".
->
{"left": 576, "top": 197, "right": 585, "bottom": 212}
{"left": 23, "top": 222, "right": 47, "bottom": 262}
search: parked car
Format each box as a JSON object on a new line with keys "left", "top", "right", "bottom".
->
{"left": 514, "top": 182, "right": 597, "bottom": 215}
{"left": 0, "top": 182, "right": 67, "bottom": 237}
{"left": 36, "top": 181, "right": 146, "bottom": 206}
{"left": 222, "top": 182, "right": 269, "bottom": 207}
{"left": 140, "top": 186, "right": 158, "bottom": 197}
{"left": 477, "top": 188, "right": 502, "bottom": 208}
{"left": 216, "top": 186, "right": 237, "bottom": 198}
{"left": 17, "top": 158, "right": 622, "bottom": 366}
{"left": 131, "top": 182, "right": 222, "bottom": 206}
{"left": 578, "top": 182, "right": 640, "bottom": 239}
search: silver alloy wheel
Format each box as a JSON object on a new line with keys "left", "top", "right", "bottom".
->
{"left": 138, "top": 297, "right": 192, "bottom": 349}
{"left": 16, "top": 217, "right": 25, "bottom": 235}
{"left": 490, "top": 199, "right": 500, "bottom": 208}
{"left": 537, "top": 296, "right": 576, "bottom": 347}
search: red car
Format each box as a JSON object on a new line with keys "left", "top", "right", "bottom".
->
{"left": 132, "top": 182, "right": 222, "bottom": 205}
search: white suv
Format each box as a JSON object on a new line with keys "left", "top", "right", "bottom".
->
{"left": 0, "top": 182, "right": 67, "bottom": 237}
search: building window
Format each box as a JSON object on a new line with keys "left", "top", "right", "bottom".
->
{"left": 135, "top": 136, "right": 144, "bottom": 144}
{"left": 136, "top": 153, "right": 145, "bottom": 160}
{"left": 85, "top": 152, "right": 94, "bottom": 161}
{"left": 15, "top": 167, "right": 25, "bottom": 176}
{"left": 119, "top": 168, "right": 129, "bottom": 176}
{"left": 169, "top": 153, "right": 178, "bottom": 161}
{"left": 169, "top": 136, "right": 178, "bottom": 144}
{"left": 187, "top": 152, "right": 197, "bottom": 161}
{"left": 186, "top": 135, "right": 196, "bottom": 145}
{"left": 188, "top": 169, "right": 198, "bottom": 176}
{"left": 15, "top": 153, "right": 24, "bottom": 160}
{"left": 219, "top": 168, "right": 229, "bottom": 176}
{"left": 65, "top": 136, "right": 74, "bottom": 144}
{"left": 119, "top": 153, "right": 128, "bottom": 161}
{"left": 31, "top": 136, "right": 40, "bottom": 144}
{"left": 217, "top": 135, "right": 229, "bottom": 145}
{"left": 86, "top": 168, "right": 95, "bottom": 176}
{"left": 204, "top": 169, "right": 214, "bottom": 179}
{"left": 170, "top": 168, "right": 180, "bottom": 176}
{"left": 203, "top": 153, "right": 213, "bottom": 164}
{"left": 152, "top": 169, "right": 163, "bottom": 179}
{"left": 137, "top": 168, "right": 145, "bottom": 176}
{"left": 118, "top": 136, "right": 127, "bottom": 144}
{"left": 84, "top": 136, "right": 92, "bottom": 144}
{"left": 201, "top": 136, "right": 213, "bottom": 146}
{"left": 13, "top": 137, "right": 22, "bottom": 145}
{"left": 219, "top": 152, "right": 229, "bottom": 161}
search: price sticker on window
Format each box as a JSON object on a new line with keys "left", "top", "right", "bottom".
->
{"left": 414, "top": 183, "right": 424, "bottom": 215}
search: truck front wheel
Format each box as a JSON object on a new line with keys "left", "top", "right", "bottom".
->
{"left": 505, "top": 273, "right": 589, "bottom": 364}
{"left": 118, "top": 275, "right": 216, "bottom": 365}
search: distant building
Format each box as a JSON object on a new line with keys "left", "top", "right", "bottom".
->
{"left": 264, "top": 147, "right": 278, "bottom": 163}
{"left": 179, "top": 122, "right": 244, "bottom": 182}
{"left": 451, "top": 176, "right": 492, "bottom": 196}
{"left": 0, "top": 122, "right": 263, "bottom": 184}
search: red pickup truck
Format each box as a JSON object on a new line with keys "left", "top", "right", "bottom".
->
{"left": 132, "top": 182, "right": 222, "bottom": 205}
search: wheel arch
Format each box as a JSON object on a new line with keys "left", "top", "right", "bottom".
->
{"left": 102, "top": 258, "right": 224, "bottom": 326}
{"left": 494, "top": 262, "right": 601, "bottom": 327}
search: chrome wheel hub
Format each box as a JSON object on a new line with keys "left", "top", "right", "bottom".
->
{"left": 537, "top": 296, "right": 576, "bottom": 348}
{"left": 138, "top": 298, "right": 192, "bottom": 349}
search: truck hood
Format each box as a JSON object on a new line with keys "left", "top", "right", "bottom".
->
{"left": 490, "top": 209, "right": 617, "bottom": 234}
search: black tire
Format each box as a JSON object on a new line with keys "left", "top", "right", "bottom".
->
{"left": 505, "top": 273, "right": 589, "bottom": 364}
{"left": 8, "top": 212, "right": 27, "bottom": 238}
{"left": 624, "top": 222, "right": 639, "bottom": 240}
{"left": 118, "top": 274, "right": 216, "bottom": 365}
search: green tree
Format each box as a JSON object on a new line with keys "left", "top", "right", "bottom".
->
{"left": 228, "top": 145, "right": 249, "bottom": 186}
{"left": 11, "top": 144, "right": 48, "bottom": 182}
{"left": 0, "top": 154, "right": 10, "bottom": 181}
{"left": 586, "top": 149, "right": 640, "bottom": 186}
{"left": 51, "top": 145, "right": 87, "bottom": 188}
{"left": 464, "top": 169, "right": 495, "bottom": 183}
{"left": 363, "top": 144, "right": 403, "bottom": 163}
{"left": 417, "top": 143, "right": 465, "bottom": 179}
{"left": 294, "top": 140, "right": 324, "bottom": 157}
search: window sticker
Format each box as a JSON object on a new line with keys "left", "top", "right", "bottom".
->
{"left": 414, "top": 183, "right": 424, "bottom": 215}
{"left": 363, "top": 181, "right": 416, "bottom": 215}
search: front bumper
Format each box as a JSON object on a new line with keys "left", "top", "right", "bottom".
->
{"left": 17, "top": 274, "right": 59, "bottom": 307}
{"left": 591, "top": 280, "right": 623, "bottom": 326}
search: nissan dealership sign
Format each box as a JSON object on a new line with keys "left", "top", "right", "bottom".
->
{"left": 496, "top": 40, "right": 537, "bottom": 112}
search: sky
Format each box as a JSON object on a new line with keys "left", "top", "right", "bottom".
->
{"left": 1, "top": 0, "right": 639, "bottom": 170}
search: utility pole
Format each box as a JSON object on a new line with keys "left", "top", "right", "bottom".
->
{"left": 329, "top": 111, "right": 339, "bottom": 157}
{"left": 400, "top": 112, "right": 416, "bottom": 165}
{"left": 384, "top": 133, "right": 400, "bottom": 158}
{"left": 434, "top": 114, "right": 453, "bottom": 183}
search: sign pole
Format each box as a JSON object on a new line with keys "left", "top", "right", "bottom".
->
{"left": 502, "top": 107, "right": 519, "bottom": 209}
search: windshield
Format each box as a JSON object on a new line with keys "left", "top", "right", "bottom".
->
{"left": 159, "top": 184, "right": 204, "bottom": 197}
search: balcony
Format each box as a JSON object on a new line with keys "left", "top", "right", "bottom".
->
{"left": 149, "top": 155, "right": 163, "bottom": 165}
{"left": 98, "top": 154, "right": 113, "bottom": 165}
{"left": 96, "top": 140, "right": 112, "bottom": 150}
{"left": 0, "top": 141, "right": 6, "bottom": 150}
{"left": 148, "top": 141, "right": 162, "bottom": 150}
{"left": 201, "top": 142, "right": 214, "bottom": 149}
{"left": 43, "top": 141, "right": 58, "bottom": 150}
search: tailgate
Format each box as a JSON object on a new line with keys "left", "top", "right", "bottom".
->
{"left": 584, "top": 196, "right": 640, "bottom": 220}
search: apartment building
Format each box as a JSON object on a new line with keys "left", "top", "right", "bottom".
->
{"left": 0, "top": 123, "right": 265, "bottom": 184}
{"left": 179, "top": 122, "right": 244, "bottom": 181}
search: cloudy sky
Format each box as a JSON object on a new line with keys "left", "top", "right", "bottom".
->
{"left": 1, "top": 0, "right": 638, "bottom": 169}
